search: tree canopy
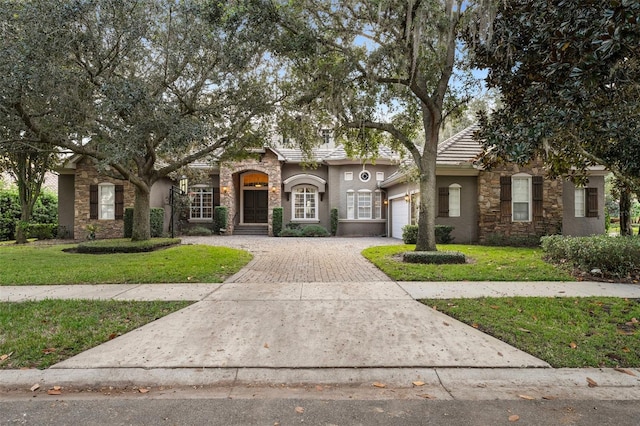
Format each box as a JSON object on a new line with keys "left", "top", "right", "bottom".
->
{"left": 469, "top": 0, "right": 640, "bottom": 191}
{"left": 0, "top": 0, "right": 280, "bottom": 240}
{"left": 247, "top": 0, "right": 493, "bottom": 250}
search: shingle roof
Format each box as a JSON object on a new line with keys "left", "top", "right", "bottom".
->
{"left": 276, "top": 144, "right": 400, "bottom": 164}
{"left": 436, "top": 124, "right": 483, "bottom": 165}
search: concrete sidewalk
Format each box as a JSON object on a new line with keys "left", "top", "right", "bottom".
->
{"left": 2, "top": 236, "right": 640, "bottom": 400}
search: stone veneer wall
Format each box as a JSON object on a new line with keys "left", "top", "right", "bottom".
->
{"left": 219, "top": 150, "right": 282, "bottom": 236}
{"left": 477, "top": 162, "right": 563, "bottom": 242}
{"left": 74, "top": 158, "right": 136, "bottom": 240}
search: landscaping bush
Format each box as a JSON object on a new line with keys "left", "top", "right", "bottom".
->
{"left": 402, "top": 225, "right": 418, "bottom": 244}
{"left": 76, "top": 238, "right": 181, "bottom": 254}
{"left": 214, "top": 206, "right": 227, "bottom": 234}
{"left": 0, "top": 188, "right": 58, "bottom": 241}
{"left": 402, "top": 250, "right": 466, "bottom": 264}
{"left": 301, "top": 224, "right": 330, "bottom": 237}
{"left": 25, "top": 223, "right": 57, "bottom": 240}
{"left": 184, "top": 225, "right": 213, "bottom": 236}
{"left": 402, "top": 224, "right": 455, "bottom": 244}
{"left": 272, "top": 207, "right": 283, "bottom": 237}
{"left": 541, "top": 234, "right": 640, "bottom": 278}
{"left": 330, "top": 208, "right": 338, "bottom": 236}
{"left": 278, "top": 227, "right": 302, "bottom": 237}
{"left": 124, "top": 208, "right": 164, "bottom": 238}
{"left": 484, "top": 232, "right": 541, "bottom": 247}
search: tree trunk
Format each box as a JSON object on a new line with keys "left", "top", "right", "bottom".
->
{"left": 414, "top": 120, "right": 439, "bottom": 252}
{"left": 131, "top": 184, "right": 152, "bottom": 241}
{"left": 619, "top": 187, "right": 632, "bottom": 236}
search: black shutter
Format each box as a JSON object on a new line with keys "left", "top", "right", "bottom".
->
{"left": 89, "top": 185, "right": 98, "bottom": 219}
{"left": 438, "top": 187, "right": 449, "bottom": 217}
{"left": 532, "top": 176, "right": 543, "bottom": 221}
{"left": 587, "top": 187, "right": 598, "bottom": 217}
{"left": 500, "top": 176, "right": 511, "bottom": 222}
{"left": 115, "top": 185, "right": 124, "bottom": 219}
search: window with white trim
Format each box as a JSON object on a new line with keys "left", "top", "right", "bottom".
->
{"left": 512, "top": 175, "right": 531, "bottom": 221}
{"left": 449, "top": 184, "right": 461, "bottom": 217}
{"left": 293, "top": 186, "right": 317, "bottom": 220}
{"left": 376, "top": 172, "right": 384, "bottom": 181}
{"left": 190, "top": 186, "right": 213, "bottom": 220}
{"left": 374, "top": 190, "right": 382, "bottom": 219}
{"left": 575, "top": 187, "right": 586, "bottom": 217}
{"left": 346, "top": 190, "right": 355, "bottom": 219}
{"left": 344, "top": 172, "right": 353, "bottom": 181}
{"left": 321, "top": 129, "right": 331, "bottom": 145}
{"left": 357, "top": 190, "right": 372, "bottom": 219}
{"left": 98, "top": 183, "right": 115, "bottom": 220}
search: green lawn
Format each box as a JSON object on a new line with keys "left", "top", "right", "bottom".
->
{"left": 425, "top": 297, "right": 640, "bottom": 368}
{"left": 362, "top": 244, "right": 574, "bottom": 281}
{"left": 0, "top": 300, "right": 191, "bottom": 369}
{"left": 0, "top": 243, "right": 252, "bottom": 285}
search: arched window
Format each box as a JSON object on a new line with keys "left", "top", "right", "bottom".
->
{"left": 293, "top": 186, "right": 317, "bottom": 220}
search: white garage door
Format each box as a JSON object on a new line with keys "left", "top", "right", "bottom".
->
{"left": 391, "top": 199, "right": 409, "bottom": 239}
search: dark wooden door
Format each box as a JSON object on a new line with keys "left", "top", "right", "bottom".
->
{"left": 243, "top": 190, "right": 268, "bottom": 223}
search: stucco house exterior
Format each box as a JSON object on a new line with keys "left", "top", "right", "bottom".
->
{"left": 57, "top": 125, "right": 606, "bottom": 241}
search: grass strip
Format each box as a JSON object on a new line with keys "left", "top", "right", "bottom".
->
{"left": 0, "top": 244, "right": 252, "bottom": 285}
{"left": 423, "top": 297, "right": 640, "bottom": 368}
{"left": 363, "top": 244, "right": 573, "bottom": 281}
{"left": 0, "top": 299, "right": 191, "bottom": 369}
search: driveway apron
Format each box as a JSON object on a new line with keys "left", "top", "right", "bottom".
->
{"left": 53, "top": 237, "right": 548, "bottom": 369}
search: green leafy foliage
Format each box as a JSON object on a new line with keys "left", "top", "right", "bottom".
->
{"left": 403, "top": 225, "right": 454, "bottom": 244}
{"left": 330, "top": 207, "right": 338, "bottom": 236}
{"left": 124, "top": 207, "right": 164, "bottom": 238}
{"left": 214, "top": 206, "right": 228, "bottom": 234}
{"left": 541, "top": 235, "right": 640, "bottom": 278}
{"left": 401, "top": 225, "right": 419, "bottom": 244}
{"left": 402, "top": 251, "right": 466, "bottom": 264}
{"left": 184, "top": 226, "right": 213, "bottom": 236}
{"left": 0, "top": 188, "right": 57, "bottom": 241}
{"left": 76, "top": 238, "right": 180, "bottom": 254}
{"left": 272, "top": 207, "right": 283, "bottom": 237}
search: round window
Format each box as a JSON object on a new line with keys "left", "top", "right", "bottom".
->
{"left": 359, "top": 170, "right": 371, "bottom": 182}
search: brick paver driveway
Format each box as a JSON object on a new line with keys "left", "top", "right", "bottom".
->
{"left": 181, "top": 236, "right": 398, "bottom": 283}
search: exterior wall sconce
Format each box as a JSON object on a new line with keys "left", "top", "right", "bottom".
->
{"left": 271, "top": 186, "right": 277, "bottom": 193}
{"left": 404, "top": 193, "right": 410, "bottom": 202}
{"left": 222, "top": 186, "right": 229, "bottom": 194}
{"left": 383, "top": 199, "right": 388, "bottom": 205}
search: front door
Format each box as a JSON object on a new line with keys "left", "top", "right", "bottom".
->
{"left": 243, "top": 190, "right": 268, "bottom": 223}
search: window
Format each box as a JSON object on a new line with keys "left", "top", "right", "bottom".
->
{"left": 359, "top": 170, "right": 371, "bottom": 182}
{"left": 344, "top": 172, "right": 353, "bottom": 181}
{"left": 321, "top": 129, "right": 331, "bottom": 145}
{"left": 374, "top": 190, "right": 382, "bottom": 219}
{"left": 575, "top": 188, "right": 585, "bottom": 217}
{"left": 576, "top": 187, "right": 599, "bottom": 218}
{"left": 512, "top": 175, "right": 531, "bottom": 221}
{"left": 293, "top": 186, "right": 317, "bottom": 220}
{"left": 346, "top": 190, "right": 355, "bottom": 219}
{"left": 99, "top": 184, "right": 115, "bottom": 220}
{"left": 190, "top": 186, "right": 213, "bottom": 220}
{"left": 376, "top": 172, "right": 385, "bottom": 181}
{"left": 90, "top": 183, "right": 123, "bottom": 220}
{"left": 449, "top": 184, "right": 461, "bottom": 217}
{"left": 358, "top": 190, "right": 372, "bottom": 219}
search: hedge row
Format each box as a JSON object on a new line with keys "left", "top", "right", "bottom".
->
{"left": 541, "top": 235, "right": 640, "bottom": 278}
{"left": 0, "top": 188, "right": 58, "bottom": 241}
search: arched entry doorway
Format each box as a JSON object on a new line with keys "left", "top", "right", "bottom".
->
{"left": 241, "top": 171, "right": 269, "bottom": 224}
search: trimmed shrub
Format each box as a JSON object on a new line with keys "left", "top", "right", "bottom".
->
{"left": 301, "top": 224, "right": 330, "bottom": 237}
{"left": 150, "top": 208, "right": 164, "bottom": 237}
{"left": 402, "top": 225, "right": 418, "bottom": 244}
{"left": 25, "top": 223, "right": 57, "bottom": 240}
{"left": 330, "top": 208, "right": 339, "bottom": 236}
{"left": 484, "top": 232, "right": 541, "bottom": 247}
{"left": 402, "top": 250, "right": 466, "bottom": 264}
{"left": 214, "top": 206, "right": 228, "bottom": 234}
{"left": 401, "top": 225, "right": 454, "bottom": 244}
{"left": 435, "top": 225, "right": 455, "bottom": 244}
{"left": 272, "top": 207, "right": 283, "bottom": 237}
{"left": 0, "top": 188, "right": 58, "bottom": 241}
{"left": 76, "top": 238, "right": 181, "bottom": 254}
{"left": 184, "top": 225, "right": 213, "bottom": 236}
{"left": 541, "top": 234, "right": 640, "bottom": 278}
{"left": 278, "top": 227, "right": 302, "bottom": 237}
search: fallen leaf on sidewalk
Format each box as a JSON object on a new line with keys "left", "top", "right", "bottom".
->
{"left": 542, "top": 395, "right": 557, "bottom": 400}
{"left": 30, "top": 384, "right": 40, "bottom": 392}
{"left": 138, "top": 388, "right": 149, "bottom": 394}
{"left": 518, "top": 394, "right": 535, "bottom": 400}
{"left": 372, "top": 382, "right": 386, "bottom": 388}
{"left": 442, "top": 321, "right": 450, "bottom": 326}
{"left": 294, "top": 406, "right": 304, "bottom": 414}
{"left": 614, "top": 368, "right": 636, "bottom": 377}
{"left": 417, "top": 393, "right": 436, "bottom": 399}
{"left": 263, "top": 343, "right": 269, "bottom": 349}
{"left": 412, "top": 381, "right": 425, "bottom": 387}
{"left": 508, "top": 414, "right": 520, "bottom": 422}
{"left": 315, "top": 385, "right": 324, "bottom": 391}
{"left": 47, "top": 386, "right": 62, "bottom": 396}
{"left": 569, "top": 342, "right": 577, "bottom": 349}
{"left": 586, "top": 377, "right": 598, "bottom": 387}
{"left": 472, "top": 323, "right": 479, "bottom": 328}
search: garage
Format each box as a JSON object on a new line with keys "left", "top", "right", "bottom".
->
{"left": 390, "top": 198, "right": 409, "bottom": 239}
